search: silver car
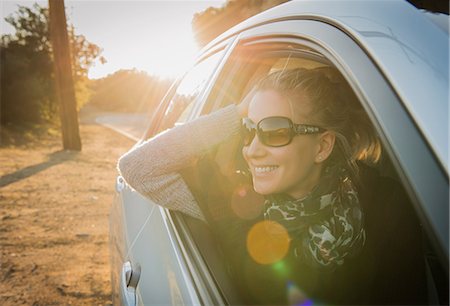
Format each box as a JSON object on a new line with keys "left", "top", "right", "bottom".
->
{"left": 110, "top": 1, "right": 449, "bottom": 305}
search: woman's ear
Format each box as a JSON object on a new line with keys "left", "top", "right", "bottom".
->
{"left": 315, "top": 131, "right": 335, "bottom": 163}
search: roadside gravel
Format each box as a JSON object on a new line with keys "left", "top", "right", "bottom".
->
{"left": 0, "top": 111, "right": 134, "bottom": 305}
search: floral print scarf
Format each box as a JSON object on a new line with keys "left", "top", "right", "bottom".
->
{"left": 263, "top": 167, "right": 366, "bottom": 270}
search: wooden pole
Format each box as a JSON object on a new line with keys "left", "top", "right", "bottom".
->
{"left": 48, "top": 0, "right": 81, "bottom": 151}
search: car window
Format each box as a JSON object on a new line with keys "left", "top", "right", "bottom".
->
{"left": 189, "top": 40, "right": 448, "bottom": 305}
{"left": 156, "top": 50, "right": 224, "bottom": 133}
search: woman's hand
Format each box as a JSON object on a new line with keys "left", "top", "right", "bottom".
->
{"left": 237, "top": 87, "right": 257, "bottom": 118}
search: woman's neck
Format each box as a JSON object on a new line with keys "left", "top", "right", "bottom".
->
{"left": 285, "top": 165, "right": 322, "bottom": 200}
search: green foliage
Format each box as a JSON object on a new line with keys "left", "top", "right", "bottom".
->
{"left": 88, "top": 69, "right": 172, "bottom": 114}
{"left": 68, "top": 25, "right": 105, "bottom": 81}
{"left": 192, "top": 0, "right": 289, "bottom": 48}
{"left": 74, "top": 76, "right": 93, "bottom": 109}
{"left": 1, "top": 3, "right": 103, "bottom": 126}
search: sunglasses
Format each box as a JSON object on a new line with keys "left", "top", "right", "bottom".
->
{"left": 241, "top": 116, "right": 325, "bottom": 147}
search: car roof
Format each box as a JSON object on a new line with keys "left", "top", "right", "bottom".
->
{"left": 203, "top": 0, "right": 449, "bottom": 175}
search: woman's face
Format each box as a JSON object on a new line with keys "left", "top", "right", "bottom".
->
{"left": 242, "top": 90, "right": 323, "bottom": 198}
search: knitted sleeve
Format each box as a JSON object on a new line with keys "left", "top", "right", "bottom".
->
{"left": 117, "top": 105, "right": 241, "bottom": 221}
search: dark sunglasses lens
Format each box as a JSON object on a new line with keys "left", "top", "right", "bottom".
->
{"left": 242, "top": 120, "right": 255, "bottom": 146}
{"left": 259, "top": 117, "right": 291, "bottom": 146}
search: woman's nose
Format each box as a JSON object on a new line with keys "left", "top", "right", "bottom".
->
{"left": 243, "top": 134, "right": 266, "bottom": 158}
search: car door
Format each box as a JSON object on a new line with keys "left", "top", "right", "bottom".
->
{"left": 109, "top": 44, "right": 235, "bottom": 305}
{"left": 176, "top": 17, "right": 448, "bottom": 305}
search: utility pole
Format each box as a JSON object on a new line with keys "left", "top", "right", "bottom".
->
{"left": 48, "top": 0, "right": 81, "bottom": 151}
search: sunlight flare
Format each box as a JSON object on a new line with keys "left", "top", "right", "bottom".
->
{"left": 247, "top": 220, "right": 291, "bottom": 265}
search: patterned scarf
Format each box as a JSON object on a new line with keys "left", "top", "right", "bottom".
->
{"left": 263, "top": 167, "right": 366, "bottom": 270}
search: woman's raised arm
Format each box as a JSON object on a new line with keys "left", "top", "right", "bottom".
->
{"left": 117, "top": 104, "right": 241, "bottom": 220}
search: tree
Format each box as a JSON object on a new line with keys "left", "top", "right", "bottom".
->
{"left": 49, "top": 0, "right": 81, "bottom": 150}
{"left": 0, "top": 3, "right": 103, "bottom": 127}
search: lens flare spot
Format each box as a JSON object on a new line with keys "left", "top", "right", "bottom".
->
{"left": 287, "top": 282, "right": 313, "bottom": 306}
{"left": 246, "top": 220, "right": 290, "bottom": 265}
{"left": 231, "top": 185, "right": 264, "bottom": 220}
{"left": 272, "top": 260, "right": 288, "bottom": 277}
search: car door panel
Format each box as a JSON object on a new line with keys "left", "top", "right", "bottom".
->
{"left": 112, "top": 184, "right": 200, "bottom": 305}
{"left": 131, "top": 205, "right": 200, "bottom": 305}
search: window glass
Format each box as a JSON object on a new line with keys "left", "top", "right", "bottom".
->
{"left": 158, "top": 51, "right": 223, "bottom": 132}
{"left": 193, "top": 43, "right": 447, "bottom": 306}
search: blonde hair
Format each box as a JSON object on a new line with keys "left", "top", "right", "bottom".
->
{"left": 255, "top": 67, "right": 381, "bottom": 182}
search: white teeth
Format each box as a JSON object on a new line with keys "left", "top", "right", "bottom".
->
{"left": 254, "top": 166, "right": 278, "bottom": 173}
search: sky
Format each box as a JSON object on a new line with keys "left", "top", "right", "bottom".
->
{"left": 1, "top": 0, "right": 227, "bottom": 79}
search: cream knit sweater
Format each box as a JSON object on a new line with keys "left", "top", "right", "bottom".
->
{"left": 117, "top": 105, "right": 241, "bottom": 221}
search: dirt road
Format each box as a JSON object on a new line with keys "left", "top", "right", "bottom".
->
{"left": 0, "top": 111, "right": 134, "bottom": 305}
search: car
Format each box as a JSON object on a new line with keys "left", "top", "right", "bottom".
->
{"left": 109, "top": 1, "right": 449, "bottom": 305}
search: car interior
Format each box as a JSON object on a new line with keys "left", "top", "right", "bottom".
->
{"left": 156, "top": 41, "right": 448, "bottom": 305}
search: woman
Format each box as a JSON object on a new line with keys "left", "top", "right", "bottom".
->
{"left": 118, "top": 68, "right": 426, "bottom": 305}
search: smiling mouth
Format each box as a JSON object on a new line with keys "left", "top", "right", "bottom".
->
{"left": 254, "top": 166, "right": 278, "bottom": 173}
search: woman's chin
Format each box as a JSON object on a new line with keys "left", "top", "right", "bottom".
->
{"left": 253, "top": 181, "right": 276, "bottom": 196}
